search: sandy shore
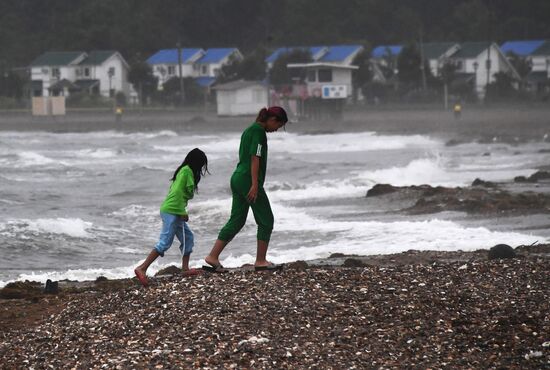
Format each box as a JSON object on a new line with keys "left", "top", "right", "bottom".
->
{"left": 1, "top": 246, "right": 549, "bottom": 368}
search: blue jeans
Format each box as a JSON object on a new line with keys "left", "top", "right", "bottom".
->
{"left": 155, "top": 212, "right": 194, "bottom": 257}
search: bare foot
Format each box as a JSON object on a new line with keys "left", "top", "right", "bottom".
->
{"left": 134, "top": 268, "right": 148, "bottom": 287}
{"left": 204, "top": 255, "right": 220, "bottom": 267}
{"left": 182, "top": 268, "right": 203, "bottom": 277}
{"left": 254, "top": 260, "right": 272, "bottom": 268}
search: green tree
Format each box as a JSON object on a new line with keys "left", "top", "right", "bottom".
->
{"left": 218, "top": 47, "right": 267, "bottom": 83}
{"left": 269, "top": 49, "right": 312, "bottom": 86}
{"left": 486, "top": 71, "right": 520, "bottom": 101}
{"left": 127, "top": 60, "right": 158, "bottom": 105}
{"left": 397, "top": 44, "right": 422, "bottom": 86}
{"left": 505, "top": 52, "right": 532, "bottom": 79}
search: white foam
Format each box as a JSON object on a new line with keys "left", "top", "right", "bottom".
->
{"left": 1, "top": 218, "right": 93, "bottom": 238}
{"left": 270, "top": 132, "right": 440, "bottom": 153}
{"left": 16, "top": 151, "right": 66, "bottom": 167}
{"left": 111, "top": 204, "right": 157, "bottom": 218}
{"left": 0, "top": 259, "right": 203, "bottom": 288}
{"left": 216, "top": 218, "right": 544, "bottom": 267}
{"left": 356, "top": 156, "right": 536, "bottom": 187}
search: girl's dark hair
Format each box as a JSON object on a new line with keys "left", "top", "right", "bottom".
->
{"left": 171, "top": 148, "right": 209, "bottom": 191}
{"left": 255, "top": 106, "right": 288, "bottom": 124}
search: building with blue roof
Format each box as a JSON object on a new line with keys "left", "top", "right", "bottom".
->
{"left": 147, "top": 47, "right": 242, "bottom": 89}
{"left": 500, "top": 40, "right": 545, "bottom": 56}
{"left": 265, "top": 45, "right": 363, "bottom": 68}
{"left": 371, "top": 45, "right": 402, "bottom": 59}
{"left": 194, "top": 48, "right": 242, "bottom": 82}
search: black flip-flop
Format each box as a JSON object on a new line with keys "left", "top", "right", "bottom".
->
{"left": 254, "top": 264, "right": 283, "bottom": 272}
{"left": 202, "top": 264, "right": 228, "bottom": 273}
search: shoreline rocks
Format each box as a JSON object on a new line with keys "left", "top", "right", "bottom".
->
{"left": 366, "top": 182, "right": 550, "bottom": 215}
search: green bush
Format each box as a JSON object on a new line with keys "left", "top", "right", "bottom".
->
{"left": 66, "top": 92, "right": 113, "bottom": 108}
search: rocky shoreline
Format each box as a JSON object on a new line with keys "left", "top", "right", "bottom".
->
{"left": 1, "top": 245, "right": 549, "bottom": 369}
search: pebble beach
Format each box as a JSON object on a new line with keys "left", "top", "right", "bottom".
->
{"left": 1, "top": 246, "right": 549, "bottom": 369}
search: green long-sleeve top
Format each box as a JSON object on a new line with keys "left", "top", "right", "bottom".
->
{"left": 160, "top": 165, "right": 195, "bottom": 216}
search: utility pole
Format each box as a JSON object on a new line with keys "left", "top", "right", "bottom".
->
{"left": 176, "top": 40, "right": 185, "bottom": 106}
{"left": 485, "top": 7, "right": 492, "bottom": 103}
{"left": 419, "top": 30, "right": 427, "bottom": 91}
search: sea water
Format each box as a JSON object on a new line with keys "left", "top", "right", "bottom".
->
{"left": 0, "top": 128, "right": 548, "bottom": 286}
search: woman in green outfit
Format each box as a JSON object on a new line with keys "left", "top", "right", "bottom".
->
{"left": 204, "top": 106, "right": 288, "bottom": 272}
{"left": 135, "top": 148, "right": 209, "bottom": 287}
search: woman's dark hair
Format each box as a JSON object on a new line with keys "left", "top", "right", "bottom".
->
{"left": 171, "top": 148, "right": 209, "bottom": 191}
{"left": 255, "top": 106, "right": 288, "bottom": 124}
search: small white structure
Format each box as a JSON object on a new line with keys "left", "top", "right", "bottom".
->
{"left": 31, "top": 96, "right": 66, "bottom": 116}
{"left": 449, "top": 42, "right": 520, "bottom": 98}
{"left": 213, "top": 80, "right": 267, "bottom": 116}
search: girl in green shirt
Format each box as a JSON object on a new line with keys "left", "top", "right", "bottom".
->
{"left": 204, "top": 106, "right": 288, "bottom": 272}
{"left": 135, "top": 148, "right": 208, "bottom": 287}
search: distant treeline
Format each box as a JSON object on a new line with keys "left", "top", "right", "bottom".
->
{"left": 1, "top": 0, "right": 550, "bottom": 68}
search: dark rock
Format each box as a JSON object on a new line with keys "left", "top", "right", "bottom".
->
{"left": 514, "top": 176, "right": 528, "bottom": 183}
{"left": 329, "top": 253, "right": 347, "bottom": 258}
{"left": 95, "top": 276, "right": 108, "bottom": 283}
{"left": 445, "top": 139, "right": 462, "bottom": 146}
{"left": 529, "top": 170, "right": 550, "bottom": 182}
{"left": 155, "top": 265, "right": 181, "bottom": 276}
{"left": 472, "top": 178, "right": 496, "bottom": 188}
{"left": 482, "top": 152, "right": 491, "bottom": 156}
{"left": 0, "top": 281, "right": 42, "bottom": 299}
{"left": 44, "top": 279, "right": 59, "bottom": 294}
{"left": 488, "top": 244, "right": 517, "bottom": 260}
{"left": 366, "top": 184, "right": 398, "bottom": 197}
{"left": 343, "top": 258, "right": 366, "bottom": 267}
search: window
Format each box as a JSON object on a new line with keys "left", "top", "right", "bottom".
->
{"left": 167, "top": 66, "right": 175, "bottom": 75}
{"left": 318, "top": 69, "right": 332, "bottom": 82}
{"left": 84, "top": 68, "right": 90, "bottom": 77}
{"left": 108, "top": 67, "right": 115, "bottom": 76}
{"left": 201, "top": 65, "right": 207, "bottom": 75}
{"left": 52, "top": 68, "right": 60, "bottom": 78}
{"left": 307, "top": 70, "right": 316, "bottom": 82}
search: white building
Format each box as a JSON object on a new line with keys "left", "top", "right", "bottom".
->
{"left": 76, "top": 51, "right": 130, "bottom": 98}
{"left": 30, "top": 51, "right": 87, "bottom": 97}
{"left": 213, "top": 80, "right": 267, "bottom": 116}
{"left": 449, "top": 42, "right": 521, "bottom": 98}
{"left": 29, "top": 50, "right": 130, "bottom": 98}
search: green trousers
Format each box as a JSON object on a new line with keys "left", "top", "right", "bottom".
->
{"left": 218, "top": 173, "right": 274, "bottom": 243}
